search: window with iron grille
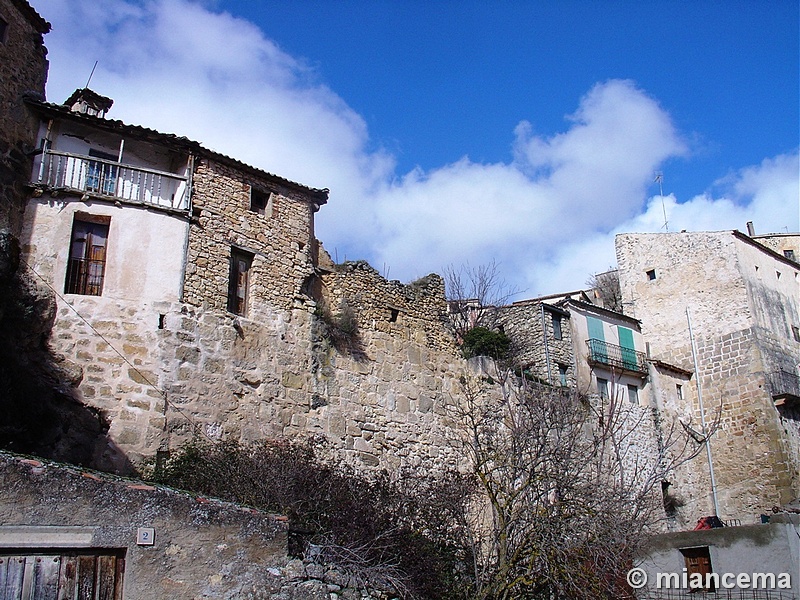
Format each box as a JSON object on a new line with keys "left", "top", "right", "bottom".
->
{"left": 227, "top": 248, "right": 253, "bottom": 316}
{"left": 65, "top": 214, "right": 110, "bottom": 296}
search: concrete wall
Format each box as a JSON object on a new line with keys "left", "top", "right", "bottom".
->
{"left": 21, "top": 197, "right": 188, "bottom": 303}
{"left": 616, "top": 231, "right": 800, "bottom": 524}
{"left": 638, "top": 517, "right": 800, "bottom": 599}
{"left": 0, "top": 451, "right": 291, "bottom": 600}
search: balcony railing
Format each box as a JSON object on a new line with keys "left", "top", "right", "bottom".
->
{"left": 586, "top": 338, "right": 648, "bottom": 375}
{"left": 767, "top": 369, "right": 800, "bottom": 403}
{"left": 35, "top": 150, "right": 189, "bottom": 211}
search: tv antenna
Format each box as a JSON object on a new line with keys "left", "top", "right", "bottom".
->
{"left": 84, "top": 61, "right": 99, "bottom": 89}
{"left": 654, "top": 171, "right": 669, "bottom": 232}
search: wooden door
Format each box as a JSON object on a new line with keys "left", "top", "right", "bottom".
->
{"left": 0, "top": 552, "right": 124, "bottom": 600}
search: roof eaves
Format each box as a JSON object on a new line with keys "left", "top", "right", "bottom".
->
{"left": 24, "top": 98, "right": 329, "bottom": 204}
{"left": 565, "top": 298, "right": 642, "bottom": 326}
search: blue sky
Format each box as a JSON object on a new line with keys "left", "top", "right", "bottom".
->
{"left": 33, "top": 0, "right": 799, "bottom": 297}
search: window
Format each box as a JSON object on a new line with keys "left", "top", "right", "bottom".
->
{"left": 227, "top": 248, "right": 253, "bottom": 316}
{"left": 792, "top": 326, "right": 800, "bottom": 343}
{"left": 65, "top": 215, "right": 110, "bottom": 296}
{"left": 646, "top": 269, "right": 656, "bottom": 281}
{"left": 627, "top": 384, "right": 639, "bottom": 405}
{"left": 249, "top": 187, "right": 271, "bottom": 215}
{"left": 596, "top": 377, "right": 609, "bottom": 399}
{"left": 86, "top": 149, "right": 118, "bottom": 196}
{"left": 0, "top": 16, "right": 8, "bottom": 44}
{"left": 681, "top": 547, "right": 714, "bottom": 591}
{"left": 784, "top": 249, "right": 797, "bottom": 262}
{"left": 552, "top": 314, "right": 562, "bottom": 340}
{"left": 558, "top": 364, "right": 568, "bottom": 387}
{"left": 676, "top": 384, "right": 683, "bottom": 401}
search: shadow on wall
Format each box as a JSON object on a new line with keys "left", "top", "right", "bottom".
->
{"left": 0, "top": 231, "right": 134, "bottom": 475}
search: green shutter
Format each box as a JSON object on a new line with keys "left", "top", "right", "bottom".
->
{"left": 618, "top": 326, "right": 637, "bottom": 370}
{"left": 587, "top": 316, "right": 606, "bottom": 362}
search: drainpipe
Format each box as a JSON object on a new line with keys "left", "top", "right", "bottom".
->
{"left": 177, "top": 154, "right": 195, "bottom": 303}
{"left": 541, "top": 304, "right": 553, "bottom": 385}
{"left": 687, "top": 307, "right": 721, "bottom": 516}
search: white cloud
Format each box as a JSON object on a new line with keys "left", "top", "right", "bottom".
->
{"left": 36, "top": 0, "right": 799, "bottom": 300}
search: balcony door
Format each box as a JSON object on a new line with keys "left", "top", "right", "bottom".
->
{"left": 65, "top": 215, "right": 110, "bottom": 296}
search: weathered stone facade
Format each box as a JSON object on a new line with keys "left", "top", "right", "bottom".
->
{"left": 496, "top": 298, "right": 576, "bottom": 387}
{"left": 0, "top": 0, "right": 49, "bottom": 234}
{"left": 0, "top": 451, "right": 401, "bottom": 600}
{"left": 616, "top": 230, "right": 800, "bottom": 524}
{"left": 183, "top": 156, "right": 326, "bottom": 315}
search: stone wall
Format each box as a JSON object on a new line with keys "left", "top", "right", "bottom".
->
{"left": 0, "top": 0, "right": 48, "bottom": 235}
{"left": 616, "top": 231, "right": 800, "bottom": 523}
{"left": 0, "top": 451, "right": 400, "bottom": 600}
{"left": 183, "top": 157, "right": 320, "bottom": 314}
{"left": 496, "top": 300, "right": 576, "bottom": 387}
{"left": 38, "top": 252, "right": 477, "bottom": 474}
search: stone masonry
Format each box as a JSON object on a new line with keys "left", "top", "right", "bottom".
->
{"left": 0, "top": 0, "right": 49, "bottom": 235}
{"left": 617, "top": 231, "right": 800, "bottom": 523}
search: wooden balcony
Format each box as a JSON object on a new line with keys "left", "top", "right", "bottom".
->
{"left": 34, "top": 150, "right": 190, "bottom": 212}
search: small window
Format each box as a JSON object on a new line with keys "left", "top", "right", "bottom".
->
{"left": 86, "top": 149, "right": 118, "bottom": 195}
{"left": 792, "top": 326, "right": 800, "bottom": 343}
{"left": 596, "top": 377, "right": 609, "bottom": 400}
{"left": 250, "top": 187, "right": 271, "bottom": 215}
{"left": 676, "top": 384, "right": 683, "bottom": 401}
{"left": 627, "top": 384, "right": 639, "bottom": 405}
{"left": 558, "top": 364, "right": 568, "bottom": 387}
{"left": 227, "top": 248, "right": 253, "bottom": 316}
{"left": 0, "top": 16, "right": 8, "bottom": 44}
{"left": 65, "top": 214, "right": 110, "bottom": 296}
{"left": 389, "top": 308, "right": 399, "bottom": 323}
{"left": 784, "top": 249, "right": 797, "bottom": 262}
{"left": 646, "top": 269, "right": 656, "bottom": 281}
{"left": 552, "top": 314, "right": 562, "bottom": 340}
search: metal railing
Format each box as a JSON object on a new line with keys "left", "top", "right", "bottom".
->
{"left": 65, "top": 256, "right": 105, "bottom": 296}
{"left": 767, "top": 369, "right": 800, "bottom": 401}
{"left": 36, "top": 150, "right": 189, "bottom": 211}
{"left": 587, "top": 338, "right": 648, "bottom": 375}
{"left": 639, "top": 589, "right": 794, "bottom": 600}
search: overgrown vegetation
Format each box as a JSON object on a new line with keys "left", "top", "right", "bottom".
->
{"left": 315, "top": 298, "right": 367, "bottom": 359}
{"left": 450, "top": 370, "right": 709, "bottom": 600}
{"left": 152, "top": 437, "right": 474, "bottom": 599}
{"left": 461, "top": 326, "right": 511, "bottom": 360}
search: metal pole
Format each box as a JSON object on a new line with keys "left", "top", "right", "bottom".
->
{"left": 541, "top": 304, "right": 553, "bottom": 385}
{"left": 687, "top": 308, "right": 720, "bottom": 516}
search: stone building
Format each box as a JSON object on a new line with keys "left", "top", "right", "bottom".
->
{"left": 0, "top": 0, "right": 49, "bottom": 234}
{"left": 616, "top": 230, "right": 800, "bottom": 524}
{"left": 17, "top": 86, "right": 479, "bottom": 474}
{"left": 495, "top": 291, "right": 583, "bottom": 388}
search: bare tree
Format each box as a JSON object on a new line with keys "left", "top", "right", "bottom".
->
{"left": 443, "top": 261, "right": 519, "bottom": 340}
{"left": 450, "top": 368, "right": 711, "bottom": 600}
{"left": 587, "top": 268, "right": 623, "bottom": 313}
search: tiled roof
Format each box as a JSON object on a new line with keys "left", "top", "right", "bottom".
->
{"left": 24, "top": 96, "right": 329, "bottom": 203}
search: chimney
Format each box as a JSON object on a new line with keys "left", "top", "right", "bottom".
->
{"left": 746, "top": 221, "right": 755, "bottom": 236}
{"left": 63, "top": 88, "right": 113, "bottom": 118}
